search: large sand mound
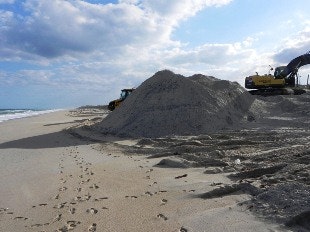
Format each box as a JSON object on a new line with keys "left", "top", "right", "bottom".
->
{"left": 96, "top": 70, "right": 254, "bottom": 138}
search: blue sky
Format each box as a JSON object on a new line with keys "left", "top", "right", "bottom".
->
{"left": 0, "top": 0, "right": 310, "bottom": 109}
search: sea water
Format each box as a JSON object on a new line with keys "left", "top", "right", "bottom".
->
{"left": 0, "top": 109, "right": 62, "bottom": 123}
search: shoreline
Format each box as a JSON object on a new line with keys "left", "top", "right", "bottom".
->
{"left": 0, "top": 108, "right": 67, "bottom": 123}
{"left": 0, "top": 109, "right": 300, "bottom": 231}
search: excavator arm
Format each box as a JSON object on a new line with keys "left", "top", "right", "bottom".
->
{"left": 274, "top": 52, "right": 310, "bottom": 81}
{"left": 286, "top": 51, "right": 310, "bottom": 74}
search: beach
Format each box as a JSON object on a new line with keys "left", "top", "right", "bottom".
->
{"left": 0, "top": 108, "right": 293, "bottom": 232}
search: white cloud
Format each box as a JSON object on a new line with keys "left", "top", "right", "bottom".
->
{"left": 118, "top": 0, "right": 141, "bottom": 4}
{"left": 270, "top": 26, "right": 310, "bottom": 84}
{"left": 273, "top": 19, "right": 310, "bottom": 63}
{"left": 1, "top": 0, "right": 233, "bottom": 60}
{"left": 2, "top": 0, "right": 310, "bottom": 107}
{"left": 0, "top": 0, "right": 235, "bottom": 94}
{"left": 3, "top": 0, "right": 155, "bottom": 58}
{"left": 0, "top": 0, "right": 270, "bottom": 97}
{"left": 0, "top": 10, "right": 14, "bottom": 30}
{"left": 141, "top": 0, "right": 232, "bottom": 28}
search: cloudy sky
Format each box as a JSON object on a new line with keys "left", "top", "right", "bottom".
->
{"left": 1, "top": 0, "right": 310, "bottom": 109}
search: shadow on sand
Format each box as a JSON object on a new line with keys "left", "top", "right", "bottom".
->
{"left": 0, "top": 130, "right": 94, "bottom": 149}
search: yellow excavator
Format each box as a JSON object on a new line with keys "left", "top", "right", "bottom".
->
{"left": 245, "top": 52, "right": 310, "bottom": 95}
{"left": 108, "top": 88, "right": 135, "bottom": 111}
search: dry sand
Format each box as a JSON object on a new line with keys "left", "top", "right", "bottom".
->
{"left": 0, "top": 108, "right": 288, "bottom": 232}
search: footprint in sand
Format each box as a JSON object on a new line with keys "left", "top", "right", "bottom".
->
{"left": 40, "top": 203, "right": 48, "bottom": 206}
{"left": 53, "top": 202, "right": 67, "bottom": 209}
{"left": 30, "top": 223, "right": 47, "bottom": 228}
{"left": 69, "top": 208, "right": 76, "bottom": 214}
{"left": 51, "top": 214, "right": 62, "bottom": 223}
{"left": 175, "top": 174, "right": 188, "bottom": 179}
{"left": 161, "top": 199, "right": 168, "bottom": 205}
{"left": 0, "top": 208, "right": 9, "bottom": 213}
{"left": 57, "top": 220, "right": 81, "bottom": 232}
{"left": 182, "top": 189, "right": 195, "bottom": 193}
{"left": 83, "top": 194, "right": 91, "bottom": 201}
{"left": 149, "top": 181, "right": 158, "bottom": 186}
{"left": 0, "top": 208, "right": 13, "bottom": 215}
{"left": 145, "top": 191, "right": 153, "bottom": 196}
{"left": 33, "top": 203, "right": 48, "bottom": 208}
{"left": 79, "top": 179, "right": 90, "bottom": 185}
{"left": 86, "top": 208, "right": 98, "bottom": 214}
{"left": 157, "top": 213, "right": 168, "bottom": 221}
{"left": 88, "top": 223, "right": 97, "bottom": 231}
{"left": 93, "top": 197, "right": 108, "bottom": 202}
{"left": 89, "top": 184, "right": 99, "bottom": 189}
{"left": 74, "top": 194, "right": 91, "bottom": 202}
{"left": 14, "top": 216, "right": 28, "bottom": 220}
{"left": 125, "top": 196, "right": 138, "bottom": 199}
{"left": 179, "top": 226, "right": 188, "bottom": 232}
{"left": 59, "top": 187, "right": 67, "bottom": 192}
{"left": 210, "top": 182, "right": 223, "bottom": 186}
{"left": 85, "top": 171, "right": 94, "bottom": 176}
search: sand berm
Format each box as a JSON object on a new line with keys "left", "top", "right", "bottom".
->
{"left": 95, "top": 70, "right": 254, "bottom": 138}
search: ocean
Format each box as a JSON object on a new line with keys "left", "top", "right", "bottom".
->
{"left": 0, "top": 109, "right": 62, "bottom": 123}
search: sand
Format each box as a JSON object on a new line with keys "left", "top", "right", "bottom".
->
{"left": 95, "top": 70, "right": 254, "bottom": 138}
{"left": 0, "top": 108, "right": 288, "bottom": 232}
{"left": 1, "top": 70, "right": 309, "bottom": 231}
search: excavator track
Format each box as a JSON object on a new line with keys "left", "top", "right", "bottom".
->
{"left": 248, "top": 88, "right": 306, "bottom": 96}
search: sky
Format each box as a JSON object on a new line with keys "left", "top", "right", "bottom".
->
{"left": 0, "top": 0, "right": 310, "bottom": 109}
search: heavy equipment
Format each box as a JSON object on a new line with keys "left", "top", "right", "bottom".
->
{"left": 245, "top": 52, "right": 310, "bottom": 95}
{"left": 108, "top": 88, "right": 135, "bottom": 111}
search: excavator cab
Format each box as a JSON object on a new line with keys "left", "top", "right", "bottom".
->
{"left": 120, "top": 89, "right": 131, "bottom": 100}
{"left": 108, "top": 88, "right": 135, "bottom": 111}
{"left": 274, "top": 66, "right": 288, "bottom": 79}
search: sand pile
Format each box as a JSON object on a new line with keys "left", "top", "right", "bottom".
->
{"left": 96, "top": 70, "right": 254, "bottom": 138}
